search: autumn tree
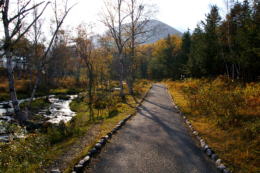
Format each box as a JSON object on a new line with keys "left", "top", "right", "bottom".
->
{"left": 148, "top": 34, "right": 181, "bottom": 79}
{"left": 75, "top": 23, "right": 95, "bottom": 101}
{"left": 95, "top": 35, "right": 113, "bottom": 90}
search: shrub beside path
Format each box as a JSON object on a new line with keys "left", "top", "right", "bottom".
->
{"left": 91, "top": 84, "right": 218, "bottom": 173}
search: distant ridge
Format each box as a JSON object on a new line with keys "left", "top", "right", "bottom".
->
{"left": 97, "top": 20, "right": 183, "bottom": 46}
{"left": 144, "top": 20, "right": 183, "bottom": 44}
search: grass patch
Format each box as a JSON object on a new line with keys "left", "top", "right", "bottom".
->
{"left": 0, "top": 93, "right": 11, "bottom": 102}
{"left": 17, "top": 94, "right": 29, "bottom": 100}
{"left": 34, "top": 92, "right": 46, "bottom": 98}
{"left": 50, "top": 88, "right": 83, "bottom": 95}
{"left": 19, "top": 98, "right": 51, "bottom": 109}
{"left": 55, "top": 95, "right": 71, "bottom": 100}
{"left": 164, "top": 77, "right": 260, "bottom": 173}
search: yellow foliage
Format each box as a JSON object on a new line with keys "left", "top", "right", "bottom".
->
{"left": 152, "top": 34, "right": 182, "bottom": 57}
{"left": 164, "top": 77, "right": 260, "bottom": 172}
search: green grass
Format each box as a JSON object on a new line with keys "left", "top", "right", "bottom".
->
{"left": 56, "top": 95, "right": 71, "bottom": 100}
{"left": 50, "top": 88, "right": 84, "bottom": 95}
{"left": 0, "top": 93, "right": 11, "bottom": 102}
{"left": 19, "top": 98, "right": 51, "bottom": 109}
{"left": 69, "top": 100, "right": 89, "bottom": 112}
{"left": 17, "top": 94, "right": 29, "bottom": 100}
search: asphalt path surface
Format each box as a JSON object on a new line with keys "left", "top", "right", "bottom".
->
{"left": 92, "top": 84, "right": 218, "bottom": 173}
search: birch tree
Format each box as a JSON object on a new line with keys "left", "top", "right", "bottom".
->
{"left": 124, "top": 0, "right": 159, "bottom": 95}
{"left": 99, "top": 0, "right": 131, "bottom": 99}
{"left": 0, "top": 0, "right": 74, "bottom": 126}
{"left": 1, "top": 0, "right": 49, "bottom": 126}
{"left": 75, "top": 23, "right": 95, "bottom": 101}
{"left": 24, "top": 0, "right": 75, "bottom": 121}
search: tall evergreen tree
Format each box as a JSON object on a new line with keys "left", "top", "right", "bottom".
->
{"left": 185, "top": 25, "right": 205, "bottom": 77}
{"left": 179, "top": 29, "right": 191, "bottom": 74}
{"left": 201, "top": 5, "right": 223, "bottom": 76}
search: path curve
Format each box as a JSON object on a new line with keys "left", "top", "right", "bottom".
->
{"left": 91, "top": 84, "right": 218, "bottom": 173}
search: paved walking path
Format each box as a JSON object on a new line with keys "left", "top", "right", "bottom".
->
{"left": 92, "top": 84, "right": 218, "bottom": 173}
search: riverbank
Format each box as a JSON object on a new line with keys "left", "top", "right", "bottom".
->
{"left": 0, "top": 79, "right": 151, "bottom": 173}
{"left": 0, "top": 70, "right": 85, "bottom": 102}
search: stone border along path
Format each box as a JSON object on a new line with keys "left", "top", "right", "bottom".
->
{"left": 50, "top": 85, "right": 153, "bottom": 173}
{"left": 87, "top": 84, "right": 218, "bottom": 173}
{"left": 166, "top": 88, "right": 231, "bottom": 173}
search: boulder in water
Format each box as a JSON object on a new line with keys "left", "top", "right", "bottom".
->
{"left": 2, "top": 103, "right": 12, "bottom": 108}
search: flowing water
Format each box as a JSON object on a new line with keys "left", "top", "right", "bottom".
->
{"left": 39, "top": 95, "right": 77, "bottom": 124}
{"left": 0, "top": 95, "right": 78, "bottom": 142}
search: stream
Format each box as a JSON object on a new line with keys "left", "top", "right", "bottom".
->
{"left": 41, "top": 95, "right": 77, "bottom": 124}
{"left": 0, "top": 95, "right": 78, "bottom": 142}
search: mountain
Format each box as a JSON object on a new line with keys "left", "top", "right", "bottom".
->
{"left": 94, "top": 20, "right": 183, "bottom": 46}
{"left": 142, "top": 20, "right": 183, "bottom": 44}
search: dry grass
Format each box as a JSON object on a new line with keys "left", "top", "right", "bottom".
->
{"left": 0, "top": 72, "right": 37, "bottom": 101}
{"left": 164, "top": 77, "right": 260, "bottom": 173}
{"left": 0, "top": 72, "right": 86, "bottom": 102}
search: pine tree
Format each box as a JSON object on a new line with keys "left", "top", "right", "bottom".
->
{"left": 201, "top": 5, "right": 223, "bottom": 76}
{"left": 185, "top": 25, "right": 205, "bottom": 77}
{"left": 179, "top": 29, "right": 191, "bottom": 75}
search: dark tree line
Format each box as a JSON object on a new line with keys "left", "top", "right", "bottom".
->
{"left": 146, "top": 0, "right": 260, "bottom": 82}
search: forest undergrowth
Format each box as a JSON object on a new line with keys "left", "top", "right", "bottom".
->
{"left": 164, "top": 76, "right": 260, "bottom": 173}
{"left": 0, "top": 70, "right": 86, "bottom": 102}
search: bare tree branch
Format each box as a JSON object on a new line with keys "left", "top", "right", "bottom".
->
{"left": 40, "top": 3, "right": 76, "bottom": 65}
{"left": 8, "top": 1, "right": 44, "bottom": 23}
{"left": 0, "top": 1, "right": 49, "bottom": 53}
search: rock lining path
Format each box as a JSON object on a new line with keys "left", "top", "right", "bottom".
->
{"left": 91, "top": 84, "right": 218, "bottom": 173}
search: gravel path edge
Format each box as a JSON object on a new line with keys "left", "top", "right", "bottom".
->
{"left": 166, "top": 88, "right": 231, "bottom": 173}
{"left": 50, "top": 85, "right": 153, "bottom": 173}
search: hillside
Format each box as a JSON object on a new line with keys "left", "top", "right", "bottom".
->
{"left": 97, "top": 20, "right": 183, "bottom": 46}
{"left": 142, "top": 20, "right": 183, "bottom": 44}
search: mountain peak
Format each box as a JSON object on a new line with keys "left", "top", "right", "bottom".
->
{"left": 143, "top": 20, "right": 183, "bottom": 44}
